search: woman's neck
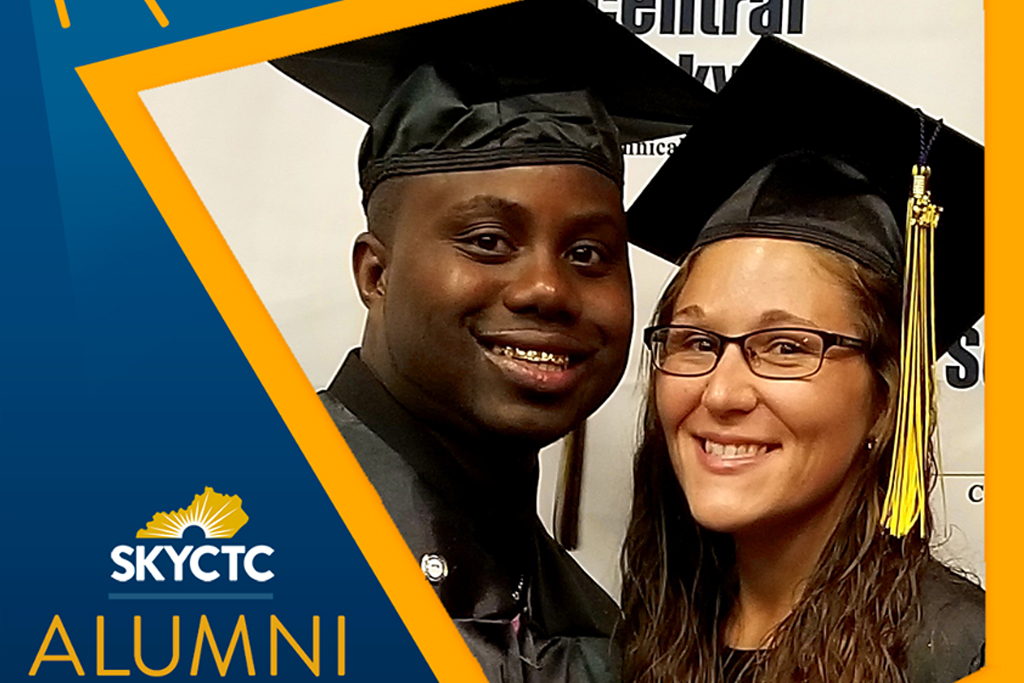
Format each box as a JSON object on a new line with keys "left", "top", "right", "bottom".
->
{"left": 726, "top": 489, "right": 854, "bottom": 649}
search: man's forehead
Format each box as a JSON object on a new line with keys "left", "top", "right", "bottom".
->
{"left": 382, "top": 165, "right": 626, "bottom": 235}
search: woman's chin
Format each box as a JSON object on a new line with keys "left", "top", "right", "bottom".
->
{"left": 687, "top": 501, "right": 758, "bottom": 535}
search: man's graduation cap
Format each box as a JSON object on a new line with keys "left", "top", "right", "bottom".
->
{"left": 271, "top": 0, "right": 713, "bottom": 205}
{"left": 629, "top": 37, "right": 983, "bottom": 538}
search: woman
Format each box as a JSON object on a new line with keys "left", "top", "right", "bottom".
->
{"left": 620, "top": 40, "right": 984, "bottom": 683}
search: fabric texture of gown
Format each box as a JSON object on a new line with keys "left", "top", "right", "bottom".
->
{"left": 715, "top": 561, "right": 984, "bottom": 683}
{"left": 318, "top": 351, "right": 621, "bottom": 683}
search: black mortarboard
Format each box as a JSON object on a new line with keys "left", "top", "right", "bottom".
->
{"left": 271, "top": 0, "right": 713, "bottom": 205}
{"left": 629, "top": 36, "right": 983, "bottom": 538}
{"left": 628, "top": 36, "right": 983, "bottom": 359}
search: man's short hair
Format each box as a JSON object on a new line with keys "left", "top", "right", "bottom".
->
{"left": 365, "top": 177, "right": 407, "bottom": 245}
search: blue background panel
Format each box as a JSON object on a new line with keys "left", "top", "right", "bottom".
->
{"left": 1, "top": 1, "right": 435, "bottom": 680}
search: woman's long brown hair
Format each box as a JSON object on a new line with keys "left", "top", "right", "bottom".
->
{"left": 620, "top": 245, "right": 934, "bottom": 683}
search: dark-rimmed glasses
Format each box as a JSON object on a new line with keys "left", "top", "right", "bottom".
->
{"left": 643, "top": 325, "right": 867, "bottom": 379}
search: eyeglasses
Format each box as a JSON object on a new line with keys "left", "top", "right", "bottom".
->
{"left": 643, "top": 325, "right": 867, "bottom": 379}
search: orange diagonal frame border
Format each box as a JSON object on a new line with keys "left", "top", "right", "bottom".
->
{"left": 76, "top": 2, "right": 517, "bottom": 681}
{"left": 71, "top": 0, "right": 1022, "bottom": 680}
{"left": 986, "top": 0, "right": 1021, "bottom": 681}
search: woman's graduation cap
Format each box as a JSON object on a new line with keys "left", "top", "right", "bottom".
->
{"left": 271, "top": 0, "right": 713, "bottom": 206}
{"left": 629, "top": 37, "right": 983, "bottom": 538}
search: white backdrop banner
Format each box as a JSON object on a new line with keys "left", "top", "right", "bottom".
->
{"left": 140, "top": 0, "right": 984, "bottom": 594}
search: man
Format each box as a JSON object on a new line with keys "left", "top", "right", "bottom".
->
{"left": 272, "top": 1, "right": 711, "bottom": 680}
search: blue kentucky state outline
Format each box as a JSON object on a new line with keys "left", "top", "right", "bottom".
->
{"left": 0, "top": 1, "right": 436, "bottom": 680}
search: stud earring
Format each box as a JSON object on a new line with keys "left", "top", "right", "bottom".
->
{"left": 865, "top": 438, "right": 877, "bottom": 452}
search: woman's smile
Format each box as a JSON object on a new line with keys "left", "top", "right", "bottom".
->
{"left": 690, "top": 435, "right": 779, "bottom": 474}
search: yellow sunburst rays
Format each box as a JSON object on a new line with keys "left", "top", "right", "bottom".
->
{"left": 55, "top": 0, "right": 169, "bottom": 29}
{"left": 882, "top": 165, "right": 942, "bottom": 538}
{"left": 137, "top": 488, "right": 249, "bottom": 539}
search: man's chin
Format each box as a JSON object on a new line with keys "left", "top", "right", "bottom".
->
{"left": 472, "top": 404, "right": 589, "bottom": 449}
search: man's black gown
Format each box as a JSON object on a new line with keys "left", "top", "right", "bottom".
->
{"left": 319, "top": 352, "right": 620, "bottom": 683}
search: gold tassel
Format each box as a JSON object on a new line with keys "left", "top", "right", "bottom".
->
{"left": 882, "top": 165, "right": 942, "bottom": 537}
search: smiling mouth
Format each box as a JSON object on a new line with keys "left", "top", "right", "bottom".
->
{"left": 703, "top": 439, "right": 772, "bottom": 460}
{"left": 490, "top": 344, "right": 572, "bottom": 371}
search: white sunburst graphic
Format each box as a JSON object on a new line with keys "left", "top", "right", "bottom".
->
{"left": 136, "top": 487, "right": 249, "bottom": 539}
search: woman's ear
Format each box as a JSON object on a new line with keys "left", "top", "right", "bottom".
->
{"left": 865, "top": 384, "right": 895, "bottom": 453}
{"left": 352, "top": 231, "right": 389, "bottom": 308}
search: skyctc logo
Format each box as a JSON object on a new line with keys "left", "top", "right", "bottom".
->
{"left": 27, "top": 488, "right": 345, "bottom": 678}
{"left": 111, "top": 487, "right": 273, "bottom": 582}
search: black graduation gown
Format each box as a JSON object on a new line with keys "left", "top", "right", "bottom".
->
{"left": 319, "top": 352, "right": 621, "bottom": 683}
{"left": 906, "top": 560, "right": 985, "bottom": 683}
{"left": 717, "top": 561, "right": 984, "bottom": 683}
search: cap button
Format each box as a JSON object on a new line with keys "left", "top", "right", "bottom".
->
{"left": 420, "top": 553, "right": 448, "bottom": 583}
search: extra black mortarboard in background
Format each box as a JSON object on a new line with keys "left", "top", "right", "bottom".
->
{"left": 271, "top": 0, "right": 713, "bottom": 204}
{"left": 628, "top": 36, "right": 983, "bottom": 357}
